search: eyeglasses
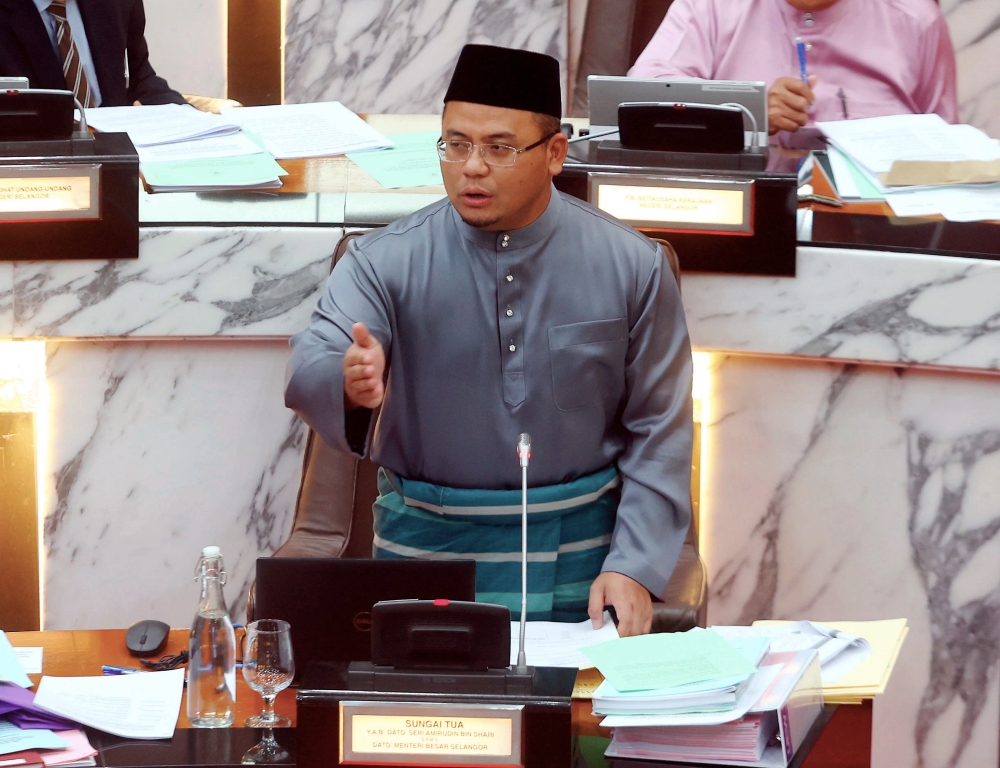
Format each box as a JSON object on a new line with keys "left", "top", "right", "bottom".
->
{"left": 437, "top": 133, "right": 558, "bottom": 167}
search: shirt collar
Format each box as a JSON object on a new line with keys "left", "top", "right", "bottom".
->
{"left": 451, "top": 185, "right": 563, "bottom": 251}
{"left": 33, "top": 0, "right": 52, "bottom": 12}
{"left": 776, "top": 0, "right": 852, "bottom": 28}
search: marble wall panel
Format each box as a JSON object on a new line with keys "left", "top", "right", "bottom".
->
{"left": 702, "top": 354, "right": 1000, "bottom": 768}
{"left": 0, "top": 263, "right": 14, "bottom": 336}
{"left": 943, "top": 0, "right": 1000, "bottom": 138}
{"left": 683, "top": 247, "right": 1000, "bottom": 372}
{"left": 42, "top": 340, "right": 307, "bottom": 629}
{"left": 11, "top": 228, "right": 340, "bottom": 339}
{"left": 285, "top": 0, "right": 568, "bottom": 113}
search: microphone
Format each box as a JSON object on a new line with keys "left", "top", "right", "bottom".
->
{"left": 514, "top": 433, "right": 531, "bottom": 674}
{"left": 517, "top": 433, "right": 531, "bottom": 468}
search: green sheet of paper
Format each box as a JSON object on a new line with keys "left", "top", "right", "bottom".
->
{"left": 347, "top": 131, "right": 443, "bottom": 189}
{"left": 141, "top": 152, "right": 287, "bottom": 188}
{"left": 581, "top": 628, "right": 758, "bottom": 692}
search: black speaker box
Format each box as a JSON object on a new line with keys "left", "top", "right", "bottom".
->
{"left": 370, "top": 599, "right": 510, "bottom": 671}
{"left": 618, "top": 101, "right": 745, "bottom": 153}
{"left": 0, "top": 89, "right": 74, "bottom": 140}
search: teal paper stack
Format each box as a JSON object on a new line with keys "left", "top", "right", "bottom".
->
{"left": 589, "top": 634, "right": 769, "bottom": 716}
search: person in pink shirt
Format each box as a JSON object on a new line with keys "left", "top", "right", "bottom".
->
{"left": 628, "top": 0, "right": 958, "bottom": 140}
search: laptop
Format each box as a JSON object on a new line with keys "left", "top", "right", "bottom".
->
{"left": 587, "top": 75, "right": 769, "bottom": 147}
{"left": 253, "top": 558, "right": 476, "bottom": 676}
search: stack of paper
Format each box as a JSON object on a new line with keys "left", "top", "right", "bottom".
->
{"left": 607, "top": 711, "right": 778, "bottom": 763}
{"left": 580, "top": 628, "right": 770, "bottom": 725}
{"left": 714, "top": 620, "right": 872, "bottom": 684}
{"left": 816, "top": 114, "right": 1000, "bottom": 221}
{"left": 592, "top": 637, "right": 769, "bottom": 716}
{"left": 752, "top": 618, "right": 908, "bottom": 703}
{"left": 85, "top": 104, "right": 287, "bottom": 192}
{"left": 33, "top": 669, "right": 184, "bottom": 740}
{"left": 0, "top": 724, "right": 97, "bottom": 768}
{"left": 220, "top": 102, "right": 393, "bottom": 159}
{"left": 86, "top": 104, "right": 241, "bottom": 146}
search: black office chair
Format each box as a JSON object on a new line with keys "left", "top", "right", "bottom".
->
{"left": 249, "top": 231, "right": 706, "bottom": 633}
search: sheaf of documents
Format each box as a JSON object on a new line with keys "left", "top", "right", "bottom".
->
{"left": 817, "top": 114, "right": 1000, "bottom": 175}
{"left": 599, "top": 663, "right": 782, "bottom": 728}
{"left": 85, "top": 104, "right": 240, "bottom": 147}
{"left": 221, "top": 102, "right": 393, "bottom": 159}
{"left": 0, "top": 720, "right": 69, "bottom": 755}
{"left": 582, "top": 628, "right": 757, "bottom": 692}
{"left": 33, "top": 669, "right": 184, "bottom": 740}
{"left": 753, "top": 618, "right": 907, "bottom": 702}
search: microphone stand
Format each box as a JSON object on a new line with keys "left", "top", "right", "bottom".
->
{"left": 514, "top": 433, "right": 531, "bottom": 675}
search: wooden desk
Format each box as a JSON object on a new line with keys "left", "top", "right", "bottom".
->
{"left": 8, "top": 630, "right": 871, "bottom": 767}
{"left": 8, "top": 629, "right": 298, "bottom": 728}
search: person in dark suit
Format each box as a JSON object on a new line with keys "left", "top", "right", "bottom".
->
{"left": 0, "top": 0, "right": 186, "bottom": 106}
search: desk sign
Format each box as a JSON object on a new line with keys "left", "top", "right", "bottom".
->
{"left": 590, "top": 172, "right": 754, "bottom": 234}
{"left": 0, "top": 164, "right": 101, "bottom": 222}
{"left": 340, "top": 701, "right": 523, "bottom": 766}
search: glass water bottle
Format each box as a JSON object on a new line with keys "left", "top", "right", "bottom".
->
{"left": 187, "top": 546, "right": 236, "bottom": 727}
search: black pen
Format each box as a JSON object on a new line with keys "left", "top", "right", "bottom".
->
{"left": 837, "top": 88, "right": 849, "bottom": 120}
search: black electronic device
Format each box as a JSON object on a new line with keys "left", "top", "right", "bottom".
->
{"left": 253, "top": 558, "right": 476, "bottom": 677}
{"left": 619, "top": 101, "right": 745, "bottom": 154}
{"left": 125, "top": 619, "right": 170, "bottom": 657}
{"left": 370, "top": 599, "right": 510, "bottom": 671}
{"left": 0, "top": 89, "right": 75, "bottom": 141}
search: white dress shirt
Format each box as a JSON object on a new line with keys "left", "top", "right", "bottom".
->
{"left": 32, "top": 0, "right": 103, "bottom": 106}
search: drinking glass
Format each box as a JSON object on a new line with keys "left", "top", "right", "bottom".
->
{"left": 242, "top": 619, "right": 294, "bottom": 728}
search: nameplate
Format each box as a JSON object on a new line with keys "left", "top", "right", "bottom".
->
{"left": 0, "top": 164, "right": 101, "bottom": 222}
{"left": 340, "top": 701, "right": 523, "bottom": 766}
{"left": 590, "top": 172, "right": 754, "bottom": 234}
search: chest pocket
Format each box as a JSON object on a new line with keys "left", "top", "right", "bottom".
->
{"left": 548, "top": 318, "right": 629, "bottom": 412}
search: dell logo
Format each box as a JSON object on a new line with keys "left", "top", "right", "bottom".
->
{"left": 353, "top": 611, "right": 372, "bottom": 632}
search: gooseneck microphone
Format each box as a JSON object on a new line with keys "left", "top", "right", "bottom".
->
{"left": 515, "top": 433, "right": 531, "bottom": 674}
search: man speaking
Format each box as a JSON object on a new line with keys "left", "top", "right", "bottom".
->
{"left": 285, "top": 45, "right": 693, "bottom": 637}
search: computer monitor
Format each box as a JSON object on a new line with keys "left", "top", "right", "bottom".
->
{"left": 587, "top": 76, "right": 768, "bottom": 147}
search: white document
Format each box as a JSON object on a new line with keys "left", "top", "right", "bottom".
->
{"left": 600, "top": 663, "right": 783, "bottom": 728}
{"left": 714, "top": 622, "right": 870, "bottom": 684}
{"left": 0, "top": 721, "right": 69, "bottom": 756}
{"left": 0, "top": 632, "right": 33, "bottom": 688}
{"left": 818, "top": 114, "right": 1000, "bottom": 175}
{"left": 13, "top": 647, "right": 42, "bottom": 675}
{"left": 33, "top": 669, "right": 184, "bottom": 740}
{"left": 885, "top": 183, "right": 1000, "bottom": 222}
{"left": 509, "top": 612, "right": 619, "bottom": 668}
{"left": 222, "top": 102, "right": 393, "bottom": 159}
{"left": 135, "top": 132, "right": 265, "bottom": 164}
{"left": 86, "top": 104, "right": 241, "bottom": 147}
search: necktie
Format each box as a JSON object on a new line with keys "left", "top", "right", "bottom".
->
{"left": 47, "top": 0, "right": 94, "bottom": 109}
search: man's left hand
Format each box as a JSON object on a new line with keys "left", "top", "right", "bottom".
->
{"left": 588, "top": 572, "right": 652, "bottom": 637}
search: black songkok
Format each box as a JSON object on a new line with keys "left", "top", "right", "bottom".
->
{"left": 444, "top": 44, "right": 562, "bottom": 119}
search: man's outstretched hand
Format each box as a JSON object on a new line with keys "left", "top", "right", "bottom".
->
{"left": 589, "top": 571, "right": 653, "bottom": 638}
{"left": 344, "top": 322, "right": 385, "bottom": 411}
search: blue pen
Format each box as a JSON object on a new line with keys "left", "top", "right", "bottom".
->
{"left": 102, "top": 665, "right": 146, "bottom": 675}
{"left": 795, "top": 37, "right": 809, "bottom": 85}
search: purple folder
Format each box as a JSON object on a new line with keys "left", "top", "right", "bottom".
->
{"left": 0, "top": 682, "right": 78, "bottom": 730}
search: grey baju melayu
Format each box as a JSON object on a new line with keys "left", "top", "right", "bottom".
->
{"left": 285, "top": 186, "right": 693, "bottom": 597}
